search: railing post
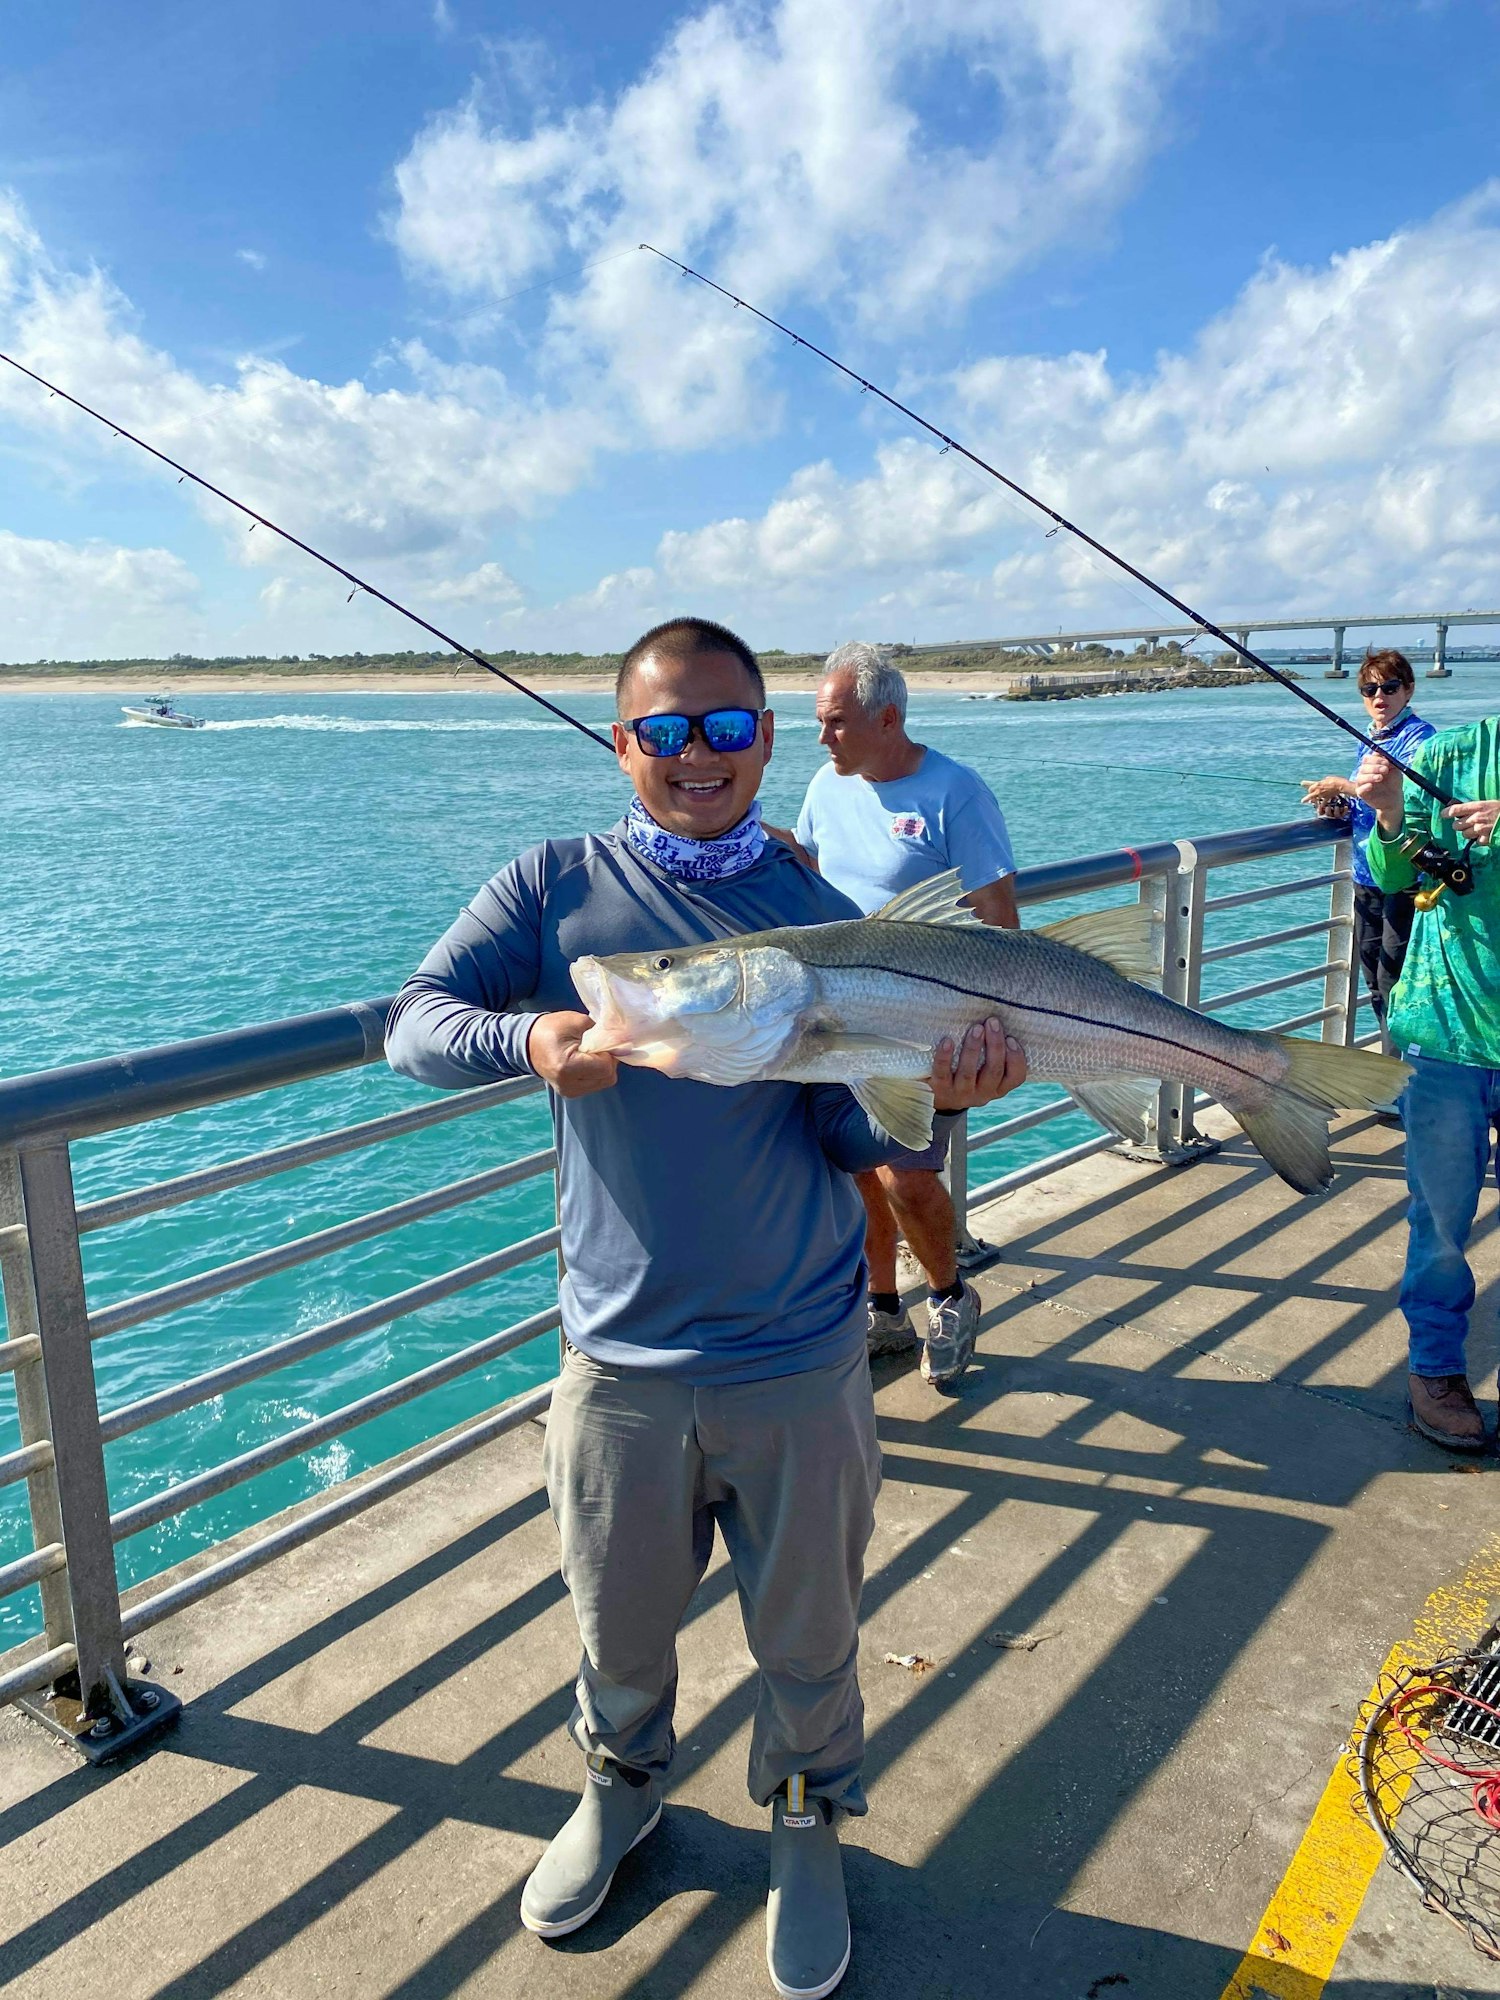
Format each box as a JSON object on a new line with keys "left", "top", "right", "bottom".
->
{"left": 1173, "top": 841, "right": 1212, "bottom": 1148}
{"left": 14, "top": 1139, "right": 178, "bottom": 1758}
{"left": 946, "top": 1114, "right": 999, "bottom": 1274}
{"left": 947, "top": 1116, "right": 969, "bottom": 1220}
{"left": 1143, "top": 864, "right": 1180, "bottom": 1156}
{"left": 1323, "top": 834, "right": 1360, "bottom": 1046}
{"left": 1128, "top": 846, "right": 1218, "bottom": 1166}
{"left": 0, "top": 1151, "right": 74, "bottom": 1656}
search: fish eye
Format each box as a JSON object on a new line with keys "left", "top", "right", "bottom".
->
{"left": 653, "top": 954, "right": 673, "bottom": 971}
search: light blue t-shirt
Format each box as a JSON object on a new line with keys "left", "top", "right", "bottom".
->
{"left": 795, "top": 746, "right": 1016, "bottom": 915}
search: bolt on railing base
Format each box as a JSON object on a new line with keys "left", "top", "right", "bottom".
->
{"left": 955, "top": 1229, "right": 1004, "bottom": 1274}
{"left": 17, "top": 1673, "right": 181, "bottom": 1766}
{"left": 1108, "top": 1132, "right": 1222, "bottom": 1169}
{"left": 897, "top": 1229, "right": 1004, "bottom": 1283}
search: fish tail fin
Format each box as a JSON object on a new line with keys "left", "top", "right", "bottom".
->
{"left": 1271, "top": 1035, "right": 1413, "bottom": 1115}
{"left": 1229, "top": 1037, "right": 1413, "bottom": 1194}
{"left": 1232, "top": 1093, "right": 1337, "bottom": 1194}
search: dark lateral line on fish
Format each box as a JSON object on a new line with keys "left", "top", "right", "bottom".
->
{"left": 832, "top": 962, "right": 1272, "bottom": 1093}
{"left": 0, "top": 348, "right": 614, "bottom": 750}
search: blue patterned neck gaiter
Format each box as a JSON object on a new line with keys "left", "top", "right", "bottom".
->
{"left": 623, "top": 796, "right": 766, "bottom": 883}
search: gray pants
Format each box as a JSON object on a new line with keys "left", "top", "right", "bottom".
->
{"left": 543, "top": 1340, "right": 881, "bottom": 1813}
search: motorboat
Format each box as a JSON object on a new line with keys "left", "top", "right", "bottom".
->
{"left": 120, "top": 696, "right": 206, "bottom": 730}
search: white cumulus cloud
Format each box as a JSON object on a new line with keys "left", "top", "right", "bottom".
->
{"left": 0, "top": 194, "right": 603, "bottom": 587}
{"left": 391, "top": 0, "right": 1196, "bottom": 444}
{"left": 656, "top": 185, "right": 1500, "bottom": 632}
{"left": 422, "top": 559, "right": 525, "bottom": 606}
{"left": 0, "top": 530, "right": 201, "bottom": 661}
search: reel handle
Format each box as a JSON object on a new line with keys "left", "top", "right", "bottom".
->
{"left": 1400, "top": 833, "right": 1476, "bottom": 909}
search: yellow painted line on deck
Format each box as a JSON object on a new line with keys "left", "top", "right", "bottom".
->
{"left": 1216, "top": 1532, "right": 1500, "bottom": 2000}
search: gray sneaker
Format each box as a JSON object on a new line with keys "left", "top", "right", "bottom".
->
{"left": 520, "top": 1752, "right": 661, "bottom": 1938}
{"left": 766, "top": 1778, "right": 850, "bottom": 1999}
{"left": 866, "top": 1299, "right": 918, "bottom": 1357}
{"left": 921, "top": 1282, "right": 980, "bottom": 1389}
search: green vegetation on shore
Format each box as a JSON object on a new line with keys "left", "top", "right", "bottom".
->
{"left": 0, "top": 638, "right": 1249, "bottom": 681}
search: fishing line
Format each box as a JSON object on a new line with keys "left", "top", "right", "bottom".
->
{"left": 1060, "top": 759, "right": 1299, "bottom": 794}
{"left": 638, "top": 244, "right": 1458, "bottom": 813}
{"left": 0, "top": 348, "right": 614, "bottom": 750}
{"left": 462, "top": 244, "right": 643, "bottom": 322}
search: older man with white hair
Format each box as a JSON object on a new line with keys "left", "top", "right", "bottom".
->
{"left": 791, "top": 641, "right": 1019, "bottom": 1387}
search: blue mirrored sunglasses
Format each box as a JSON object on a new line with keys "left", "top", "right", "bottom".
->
{"left": 625, "top": 707, "right": 762, "bottom": 757}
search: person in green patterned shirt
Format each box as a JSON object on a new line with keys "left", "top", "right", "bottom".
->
{"left": 1355, "top": 716, "right": 1500, "bottom": 1452}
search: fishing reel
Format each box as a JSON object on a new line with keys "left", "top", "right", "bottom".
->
{"left": 1398, "top": 833, "right": 1476, "bottom": 912}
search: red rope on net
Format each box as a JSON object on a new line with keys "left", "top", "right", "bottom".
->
{"left": 1390, "top": 1681, "right": 1500, "bottom": 1830}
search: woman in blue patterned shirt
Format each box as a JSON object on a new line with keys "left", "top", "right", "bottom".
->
{"left": 1302, "top": 650, "right": 1436, "bottom": 1053}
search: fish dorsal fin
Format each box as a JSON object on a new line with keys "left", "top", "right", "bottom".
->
{"left": 871, "top": 868, "right": 981, "bottom": 929}
{"left": 1037, "top": 904, "right": 1159, "bottom": 983}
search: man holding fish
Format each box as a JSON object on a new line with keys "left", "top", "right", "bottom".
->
{"left": 391, "top": 616, "right": 1405, "bottom": 1993}
{"left": 387, "top": 616, "right": 1027, "bottom": 2000}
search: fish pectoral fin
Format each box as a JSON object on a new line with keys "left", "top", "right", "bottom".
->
{"left": 870, "top": 868, "right": 983, "bottom": 929}
{"left": 1066, "top": 1078, "right": 1158, "bottom": 1146}
{"left": 1036, "top": 904, "right": 1159, "bottom": 984}
{"left": 851, "top": 1076, "right": 936, "bottom": 1151}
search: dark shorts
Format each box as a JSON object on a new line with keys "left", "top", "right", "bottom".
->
{"left": 876, "top": 1123, "right": 953, "bottom": 1174}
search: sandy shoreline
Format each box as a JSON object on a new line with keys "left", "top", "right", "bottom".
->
{"left": 0, "top": 669, "right": 1052, "bottom": 697}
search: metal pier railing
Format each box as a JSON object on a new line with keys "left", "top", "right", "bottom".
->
{"left": 946, "top": 817, "right": 1362, "bottom": 1216}
{"left": 0, "top": 817, "right": 1360, "bottom": 1756}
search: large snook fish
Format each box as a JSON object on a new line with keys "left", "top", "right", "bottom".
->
{"left": 571, "top": 871, "right": 1410, "bottom": 1194}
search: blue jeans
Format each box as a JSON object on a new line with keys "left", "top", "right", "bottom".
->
{"left": 1401, "top": 1054, "right": 1500, "bottom": 1377}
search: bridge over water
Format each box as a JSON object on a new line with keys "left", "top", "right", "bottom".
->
{"left": 908, "top": 608, "right": 1500, "bottom": 677}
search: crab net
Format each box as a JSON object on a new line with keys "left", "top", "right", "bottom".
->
{"left": 1353, "top": 1648, "right": 1500, "bottom": 1961}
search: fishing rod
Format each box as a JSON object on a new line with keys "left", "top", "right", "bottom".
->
{"left": 639, "top": 244, "right": 1475, "bottom": 899}
{"left": 0, "top": 348, "right": 613, "bottom": 750}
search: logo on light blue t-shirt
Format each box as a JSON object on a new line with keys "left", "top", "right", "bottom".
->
{"left": 889, "top": 814, "right": 927, "bottom": 840}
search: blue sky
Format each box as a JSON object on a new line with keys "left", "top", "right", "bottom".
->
{"left": 3, "top": 0, "right": 1500, "bottom": 660}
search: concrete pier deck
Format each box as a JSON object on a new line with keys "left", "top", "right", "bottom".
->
{"left": 3, "top": 1111, "right": 1499, "bottom": 1999}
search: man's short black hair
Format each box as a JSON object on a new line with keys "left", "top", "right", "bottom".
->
{"left": 616, "top": 616, "right": 766, "bottom": 716}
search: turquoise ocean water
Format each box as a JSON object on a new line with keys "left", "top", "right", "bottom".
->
{"left": 4, "top": 667, "right": 1497, "bottom": 1645}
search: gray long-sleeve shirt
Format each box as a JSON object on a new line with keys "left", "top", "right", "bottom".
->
{"left": 386, "top": 823, "right": 928, "bottom": 1383}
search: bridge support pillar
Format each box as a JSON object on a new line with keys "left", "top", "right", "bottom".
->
{"left": 1427, "top": 619, "right": 1452, "bottom": 678}
{"left": 1325, "top": 623, "right": 1348, "bottom": 678}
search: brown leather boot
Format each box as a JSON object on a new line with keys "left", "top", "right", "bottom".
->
{"left": 1408, "top": 1373, "right": 1489, "bottom": 1453}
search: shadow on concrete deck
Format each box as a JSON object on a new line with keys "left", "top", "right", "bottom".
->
{"left": 2, "top": 1111, "right": 1498, "bottom": 1997}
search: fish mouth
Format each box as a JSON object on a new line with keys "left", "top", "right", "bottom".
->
{"left": 573, "top": 956, "right": 692, "bottom": 1069}
{"left": 571, "top": 955, "right": 612, "bottom": 1028}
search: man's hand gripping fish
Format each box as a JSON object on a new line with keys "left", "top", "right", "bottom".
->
{"left": 572, "top": 871, "right": 1410, "bottom": 1193}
